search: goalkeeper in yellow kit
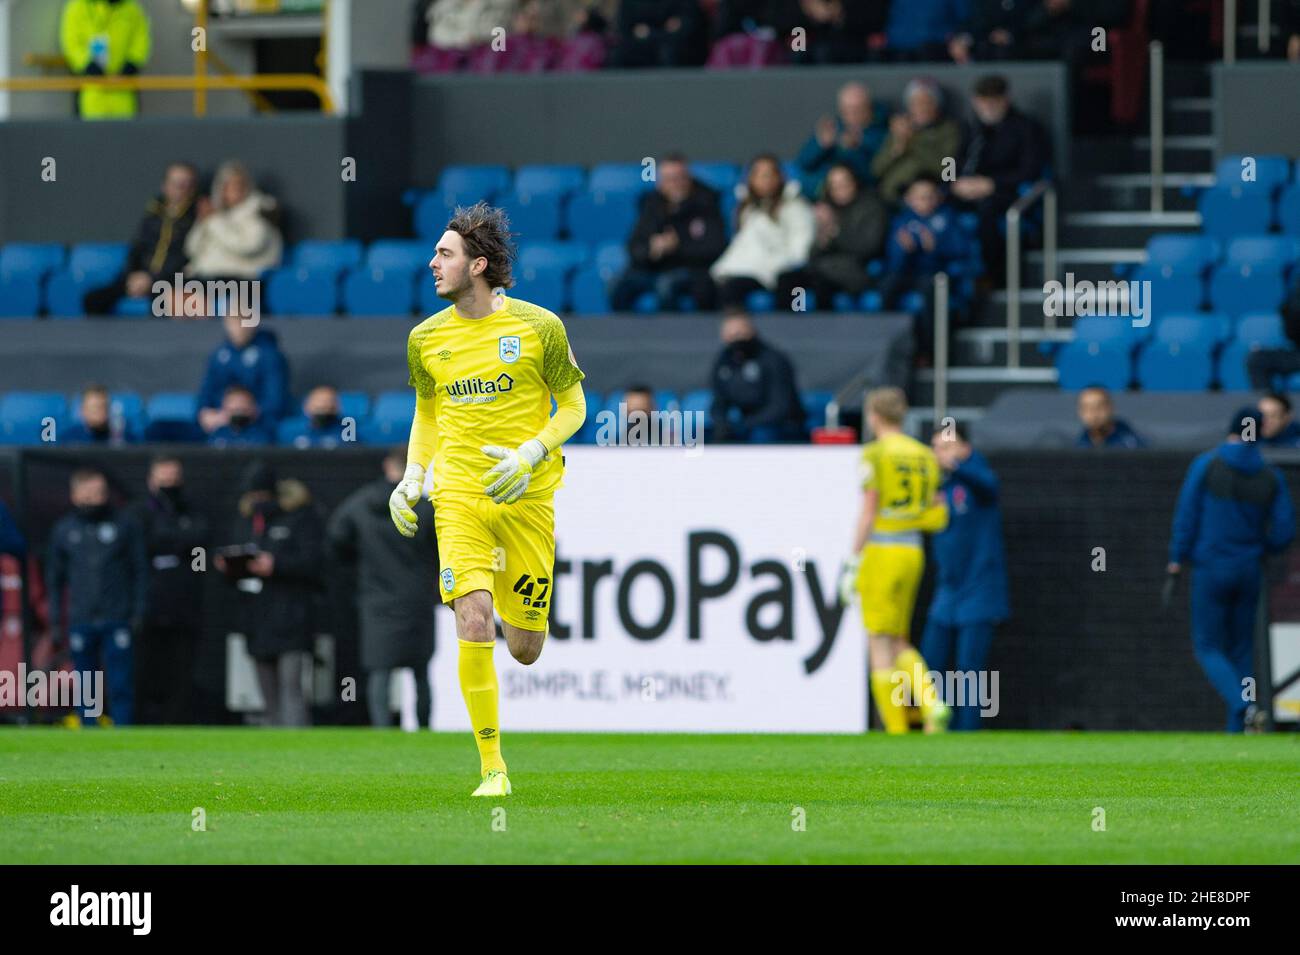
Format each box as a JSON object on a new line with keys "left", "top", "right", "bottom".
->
{"left": 838, "top": 388, "right": 950, "bottom": 734}
{"left": 389, "top": 202, "right": 586, "bottom": 797}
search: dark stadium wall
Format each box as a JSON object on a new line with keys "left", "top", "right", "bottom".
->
{"left": 407, "top": 63, "right": 1071, "bottom": 184}
{"left": 4, "top": 447, "right": 1281, "bottom": 732}
{"left": 0, "top": 117, "right": 348, "bottom": 245}
{"left": 1213, "top": 63, "right": 1300, "bottom": 160}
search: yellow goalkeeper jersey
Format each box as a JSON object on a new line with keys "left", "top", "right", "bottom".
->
{"left": 407, "top": 295, "right": 585, "bottom": 500}
{"left": 860, "top": 430, "right": 948, "bottom": 535}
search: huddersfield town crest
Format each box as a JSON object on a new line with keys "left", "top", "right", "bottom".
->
{"left": 498, "top": 336, "right": 520, "bottom": 364}
{"left": 441, "top": 568, "right": 455, "bottom": 592}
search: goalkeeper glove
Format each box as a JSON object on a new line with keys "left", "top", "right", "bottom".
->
{"left": 388, "top": 463, "right": 425, "bottom": 537}
{"left": 837, "top": 555, "right": 860, "bottom": 607}
{"left": 481, "top": 440, "right": 547, "bottom": 505}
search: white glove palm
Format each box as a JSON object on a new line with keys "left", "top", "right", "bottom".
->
{"left": 838, "top": 555, "right": 860, "bottom": 607}
{"left": 389, "top": 463, "right": 425, "bottom": 537}
{"left": 481, "top": 440, "right": 547, "bottom": 505}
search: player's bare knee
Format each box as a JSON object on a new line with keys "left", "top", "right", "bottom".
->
{"left": 510, "top": 642, "right": 542, "bottom": 665}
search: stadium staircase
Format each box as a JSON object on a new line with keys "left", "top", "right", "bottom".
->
{"left": 910, "top": 61, "right": 1216, "bottom": 433}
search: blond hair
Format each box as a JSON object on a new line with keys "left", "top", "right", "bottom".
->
{"left": 865, "top": 387, "right": 907, "bottom": 426}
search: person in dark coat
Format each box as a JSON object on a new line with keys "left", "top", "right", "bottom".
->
{"left": 610, "top": 0, "right": 708, "bottom": 67}
{"left": 709, "top": 310, "right": 805, "bottom": 443}
{"left": 921, "top": 424, "right": 1009, "bottom": 730}
{"left": 1168, "top": 408, "right": 1296, "bottom": 732}
{"left": 794, "top": 81, "right": 889, "bottom": 197}
{"left": 124, "top": 455, "right": 209, "bottom": 725}
{"left": 1258, "top": 393, "right": 1300, "bottom": 449}
{"left": 45, "top": 468, "right": 148, "bottom": 725}
{"left": 1075, "top": 386, "right": 1146, "bottom": 448}
{"left": 83, "top": 162, "right": 199, "bottom": 315}
{"left": 610, "top": 153, "right": 727, "bottom": 312}
{"left": 216, "top": 460, "right": 324, "bottom": 727}
{"left": 776, "top": 163, "right": 887, "bottom": 307}
{"left": 61, "top": 384, "right": 142, "bottom": 445}
{"left": 197, "top": 311, "right": 292, "bottom": 434}
{"left": 328, "top": 448, "right": 438, "bottom": 729}
{"left": 950, "top": 74, "right": 1049, "bottom": 281}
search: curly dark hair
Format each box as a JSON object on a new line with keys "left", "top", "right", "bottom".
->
{"left": 445, "top": 201, "right": 516, "bottom": 291}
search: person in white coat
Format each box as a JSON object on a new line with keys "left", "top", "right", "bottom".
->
{"left": 710, "top": 153, "right": 815, "bottom": 310}
{"left": 183, "top": 160, "right": 283, "bottom": 282}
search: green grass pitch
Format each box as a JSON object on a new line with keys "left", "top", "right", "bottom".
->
{"left": 1, "top": 728, "right": 1296, "bottom": 864}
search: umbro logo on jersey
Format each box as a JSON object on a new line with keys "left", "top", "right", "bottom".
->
{"left": 445, "top": 373, "right": 514, "bottom": 403}
{"left": 437, "top": 349, "right": 452, "bottom": 361}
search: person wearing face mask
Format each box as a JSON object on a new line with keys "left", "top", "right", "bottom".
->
{"left": 125, "top": 456, "right": 209, "bottom": 724}
{"left": 59, "top": 0, "right": 152, "bottom": 120}
{"left": 61, "top": 384, "right": 141, "bottom": 445}
{"left": 291, "top": 386, "right": 347, "bottom": 449}
{"left": 45, "top": 468, "right": 148, "bottom": 726}
{"left": 216, "top": 461, "right": 324, "bottom": 727}
{"left": 708, "top": 310, "right": 806, "bottom": 443}
{"left": 207, "top": 385, "right": 275, "bottom": 448}
{"left": 198, "top": 310, "right": 291, "bottom": 432}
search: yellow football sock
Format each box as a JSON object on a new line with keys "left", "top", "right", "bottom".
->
{"left": 894, "top": 646, "right": 940, "bottom": 718}
{"left": 870, "top": 670, "right": 909, "bottom": 734}
{"left": 458, "top": 639, "right": 506, "bottom": 775}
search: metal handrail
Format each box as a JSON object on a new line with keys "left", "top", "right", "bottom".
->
{"left": 933, "top": 272, "right": 950, "bottom": 426}
{"left": 1150, "top": 41, "right": 1164, "bottom": 213}
{"left": 0, "top": 74, "right": 335, "bottom": 113}
{"left": 1225, "top": 0, "right": 1237, "bottom": 63}
{"left": 1004, "top": 178, "right": 1057, "bottom": 368}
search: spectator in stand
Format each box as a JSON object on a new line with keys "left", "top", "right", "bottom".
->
{"left": 292, "top": 386, "right": 348, "bottom": 449}
{"left": 711, "top": 154, "right": 815, "bottom": 309}
{"left": 1282, "top": 0, "right": 1300, "bottom": 61}
{"left": 62, "top": 384, "right": 141, "bottom": 445}
{"left": 879, "top": 175, "right": 971, "bottom": 361}
{"left": 1258, "top": 393, "right": 1300, "bottom": 448}
{"left": 83, "top": 162, "right": 199, "bottom": 315}
{"left": 885, "top": 0, "right": 970, "bottom": 61}
{"left": 871, "top": 78, "right": 962, "bottom": 204}
{"left": 59, "top": 0, "right": 151, "bottom": 120}
{"left": 207, "top": 386, "right": 275, "bottom": 448}
{"left": 514, "top": 0, "right": 616, "bottom": 39}
{"left": 776, "top": 163, "right": 887, "bottom": 308}
{"left": 709, "top": 310, "right": 805, "bottom": 443}
{"left": 951, "top": 74, "right": 1049, "bottom": 281}
{"left": 0, "top": 498, "right": 26, "bottom": 560}
{"left": 794, "top": 81, "right": 888, "bottom": 198}
{"left": 611, "top": 153, "right": 727, "bottom": 311}
{"left": 216, "top": 461, "right": 323, "bottom": 727}
{"left": 923, "top": 422, "right": 1009, "bottom": 731}
{"left": 948, "top": 0, "right": 1128, "bottom": 72}
{"left": 197, "top": 310, "right": 291, "bottom": 433}
{"left": 1075, "top": 386, "right": 1145, "bottom": 448}
{"left": 1247, "top": 278, "right": 1300, "bottom": 390}
{"left": 125, "top": 456, "right": 209, "bottom": 725}
{"left": 45, "top": 468, "right": 147, "bottom": 726}
{"left": 770, "top": 0, "right": 881, "bottom": 65}
{"left": 611, "top": 0, "right": 708, "bottom": 68}
{"left": 327, "top": 448, "right": 438, "bottom": 730}
{"left": 183, "top": 160, "right": 282, "bottom": 282}
{"left": 419, "top": 0, "right": 519, "bottom": 50}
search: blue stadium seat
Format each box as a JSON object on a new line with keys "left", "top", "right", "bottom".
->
{"left": 1215, "top": 155, "right": 1292, "bottom": 192}
{"left": 1235, "top": 312, "right": 1287, "bottom": 346}
{"left": 517, "top": 241, "right": 589, "bottom": 277}
{"left": 44, "top": 242, "right": 129, "bottom": 317}
{"left": 0, "top": 393, "right": 67, "bottom": 440}
{"left": 745, "top": 290, "right": 776, "bottom": 313}
{"left": 508, "top": 271, "right": 567, "bottom": 311}
{"left": 291, "top": 240, "right": 363, "bottom": 275}
{"left": 1145, "top": 234, "right": 1221, "bottom": 272}
{"left": 366, "top": 240, "right": 430, "bottom": 274}
{"left": 146, "top": 392, "right": 198, "bottom": 422}
{"left": 416, "top": 271, "right": 442, "bottom": 314}
{"left": 802, "top": 390, "right": 834, "bottom": 430}
{"left": 1198, "top": 184, "right": 1274, "bottom": 239}
{"left": 0, "top": 275, "right": 41, "bottom": 317}
{"left": 1155, "top": 313, "right": 1232, "bottom": 347}
{"left": 1209, "top": 261, "right": 1288, "bottom": 315}
{"left": 681, "top": 388, "right": 712, "bottom": 430}
{"left": 338, "top": 391, "right": 371, "bottom": 420}
{"left": 1225, "top": 234, "right": 1300, "bottom": 269}
{"left": 277, "top": 417, "right": 310, "bottom": 445}
{"left": 436, "top": 165, "right": 512, "bottom": 205}
{"left": 265, "top": 268, "right": 339, "bottom": 316}
{"left": 496, "top": 190, "right": 562, "bottom": 241}
{"left": 412, "top": 191, "right": 454, "bottom": 240}
{"left": 565, "top": 191, "right": 640, "bottom": 244}
{"left": 68, "top": 242, "right": 128, "bottom": 279}
{"left": 588, "top": 163, "right": 653, "bottom": 196}
{"left": 373, "top": 391, "right": 416, "bottom": 426}
{"left": 341, "top": 268, "right": 416, "bottom": 316}
{"left": 1055, "top": 340, "right": 1132, "bottom": 391}
{"left": 514, "top": 164, "right": 586, "bottom": 199}
{"left": 1071, "top": 316, "right": 1130, "bottom": 344}
{"left": 0, "top": 242, "right": 65, "bottom": 282}
{"left": 570, "top": 266, "right": 609, "bottom": 314}
{"left": 1136, "top": 341, "right": 1215, "bottom": 391}
{"left": 688, "top": 162, "right": 741, "bottom": 195}
{"left": 1279, "top": 183, "right": 1300, "bottom": 236}
{"left": 1132, "top": 264, "right": 1205, "bottom": 317}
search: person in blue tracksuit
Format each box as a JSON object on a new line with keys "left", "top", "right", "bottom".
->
{"left": 1168, "top": 408, "right": 1296, "bottom": 732}
{"left": 920, "top": 423, "right": 1009, "bottom": 731}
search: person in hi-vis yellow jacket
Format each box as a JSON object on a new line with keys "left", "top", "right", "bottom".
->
{"left": 60, "top": 0, "right": 152, "bottom": 119}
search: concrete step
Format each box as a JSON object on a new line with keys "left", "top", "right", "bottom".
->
{"left": 911, "top": 368, "right": 1057, "bottom": 408}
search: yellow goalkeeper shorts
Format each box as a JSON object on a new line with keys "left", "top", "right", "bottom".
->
{"left": 856, "top": 537, "right": 925, "bottom": 637}
{"left": 433, "top": 493, "right": 556, "bottom": 632}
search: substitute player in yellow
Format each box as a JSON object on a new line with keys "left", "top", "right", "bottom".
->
{"left": 838, "top": 388, "right": 950, "bottom": 734}
{"left": 389, "top": 202, "right": 586, "bottom": 797}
